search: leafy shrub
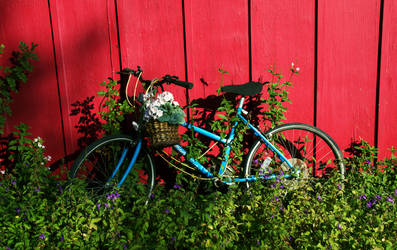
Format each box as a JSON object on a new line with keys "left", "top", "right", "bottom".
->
{"left": 0, "top": 125, "right": 397, "bottom": 249}
{"left": 1, "top": 134, "right": 396, "bottom": 248}
{"left": 97, "top": 78, "right": 134, "bottom": 135}
{"left": 0, "top": 42, "right": 38, "bottom": 134}
{"left": 70, "top": 96, "right": 103, "bottom": 149}
{"left": 2, "top": 150, "right": 397, "bottom": 248}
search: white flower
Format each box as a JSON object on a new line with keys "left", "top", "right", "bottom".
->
{"left": 0, "top": 169, "right": 5, "bottom": 175}
{"left": 45, "top": 155, "right": 52, "bottom": 162}
{"left": 291, "top": 62, "right": 294, "bottom": 68}
{"left": 142, "top": 93, "right": 153, "bottom": 102}
{"left": 296, "top": 67, "right": 300, "bottom": 72}
{"left": 158, "top": 91, "right": 174, "bottom": 103}
{"left": 152, "top": 99, "right": 162, "bottom": 108}
{"left": 147, "top": 104, "right": 163, "bottom": 120}
{"left": 173, "top": 101, "right": 179, "bottom": 106}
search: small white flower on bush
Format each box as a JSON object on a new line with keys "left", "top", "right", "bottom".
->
{"left": 142, "top": 91, "right": 185, "bottom": 124}
{"left": 45, "top": 155, "right": 52, "bottom": 162}
{"left": 34, "top": 136, "right": 45, "bottom": 149}
{"left": 290, "top": 62, "right": 300, "bottom": 73}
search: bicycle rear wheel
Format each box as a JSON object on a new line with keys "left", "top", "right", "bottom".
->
{"left": 244, "top": 123, "right": 344, "bottom": 189}
{"left": 69, "top": 134, "right": 155, "bottom": 201}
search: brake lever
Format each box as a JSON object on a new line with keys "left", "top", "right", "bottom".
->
{"left": 163, "top": 75, "right": 175, "bottom": 85}
{"left": 156, "top": 80, "right": 165, "bottom": 91}
{"left": 135, "top": 65, "right": 143, "bottom": 76}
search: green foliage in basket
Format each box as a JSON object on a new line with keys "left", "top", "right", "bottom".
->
{"left": 156, "top": 101, "right": 186, "bottom": 125}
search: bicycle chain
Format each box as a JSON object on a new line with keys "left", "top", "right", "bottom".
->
{"left": 156, "top": 149, "right": 239, "bottom": 181}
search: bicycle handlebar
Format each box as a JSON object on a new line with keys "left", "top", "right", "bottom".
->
{"left": 122, "top": 66, "right": 193, "bottom": 90}
{"left": 163, "top": 75, "right": 193, "bottom": 89}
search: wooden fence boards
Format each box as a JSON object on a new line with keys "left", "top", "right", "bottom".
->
{"left": 116, "top": 0, "right": 187, "bottom": 106}
{"left": 0, "top": 0, "right": 64, "bottom": 161}
{"left": 378, "top": 0, "right": 397, "bottom": 160}
{"left": 184, "top": 0, "right": 250, "bottom": 100}
{"left": 1, "top": 0, "right": 396, "bottom": 162}
{"left": 49, "top": 0, "right": 119, "bottom": 156}
{"left": 251, "top": 0, "right": 315, "bottom": 125}
{"left": 317, "top": 0, "right": 381, "bottom": 153}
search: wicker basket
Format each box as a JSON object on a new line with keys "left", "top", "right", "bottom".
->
{"left": 145, "top": 121, "right": 180, "bottom": 148}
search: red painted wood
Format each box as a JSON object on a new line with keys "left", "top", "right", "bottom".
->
{"left": 0, "top": 0, "right": 64, "bottom": 162}
{"left": 1, "top": 0, "right": 395, "bottom": 162}
{"left": 116, "top": 0, "right": 187, "bottom": 106}
{"left": 317, "top": 0, "right": 381, "bottom": 154}
{"left": 378, "top": 0, "right": 397, "bottom": 160}
{"left": 184, "top": 0, "right": 250, "bottom": 100}
{"left": 49, "top": 0, "right": 120, "bottom": 157}
{"left": 251, "top": 0, "right": 315, "bottom": 126}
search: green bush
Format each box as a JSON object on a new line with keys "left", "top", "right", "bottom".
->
{"left": 0, "top": 42, "right": 38, "bottom": 135}
{"left": 1, "top": 130, "right": 396, "bottom": 248}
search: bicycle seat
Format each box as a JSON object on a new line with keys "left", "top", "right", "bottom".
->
{"left": 220, "top": 81, "right": 263, "bottom": 96}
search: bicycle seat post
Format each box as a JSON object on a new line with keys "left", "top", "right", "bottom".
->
{"left": 237, "top": 96, "right": 248, "bottom": 116}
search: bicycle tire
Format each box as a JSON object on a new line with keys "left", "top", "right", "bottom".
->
{"left": 244, "top": 123, "right": 345, "bottom": 189}
{"left": 69, "top": 134, "right": 155, "bottom": 201}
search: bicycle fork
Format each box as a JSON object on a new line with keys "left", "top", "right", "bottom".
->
{"left": 108, "top": 137, "right": 143, "bottom": 188}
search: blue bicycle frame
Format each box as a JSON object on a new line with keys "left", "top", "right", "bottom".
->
{"left": 175, "top": 96, "right": 295, "bottom": 184}
{"left": 110, "top": 96, "right": 295, "bottom": 187}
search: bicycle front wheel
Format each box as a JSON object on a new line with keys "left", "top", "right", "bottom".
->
{"left": 244, "top": 123, "right": 344, "bottom": 189}
{"left": 70, "top": 134, "right": 155, "bottom": 201}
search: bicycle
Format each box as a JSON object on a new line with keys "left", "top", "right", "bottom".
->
{"left": 69, "top": 66, "right": 345, "bottom": 201}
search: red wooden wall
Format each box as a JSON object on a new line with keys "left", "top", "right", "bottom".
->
{"left": 1, "top": 0, "right": 396, "bottom": 163}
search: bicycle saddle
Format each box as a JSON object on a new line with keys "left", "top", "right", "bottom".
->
{"left": 221, "top": 81, "right": 263, "bottom": 96}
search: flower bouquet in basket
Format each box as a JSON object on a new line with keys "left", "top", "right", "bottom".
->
{"left": 141, "top": 91, "right": 186, "bottom": 147}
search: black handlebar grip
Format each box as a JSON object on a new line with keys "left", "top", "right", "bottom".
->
{"left": 171, "top": 79, "right": 193, "bottom": 89}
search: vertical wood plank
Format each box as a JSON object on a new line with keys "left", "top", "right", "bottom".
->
{"left": 317, "top": 0, "right": 380, "bottom": 152}
{"left": 0, "top": 0, "right": 64, "bottom": 161}
{"left": 49, "top": 0, "right": 120, "bottom": 156}
{"left": 116, "top": 0, "right": 186, "bottom": 105}
{"left": 184, "top": 0, "right": 250, "bottom": 99}
{"left": 378, "top": 0, "right": 397, "bottom": 159}
{"left": 251, "top": 0, "right": 315, "bottom": 125}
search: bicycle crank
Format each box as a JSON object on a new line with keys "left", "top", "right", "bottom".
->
{"left": 280, "top": 158, "right": 310, "bottom": 189}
